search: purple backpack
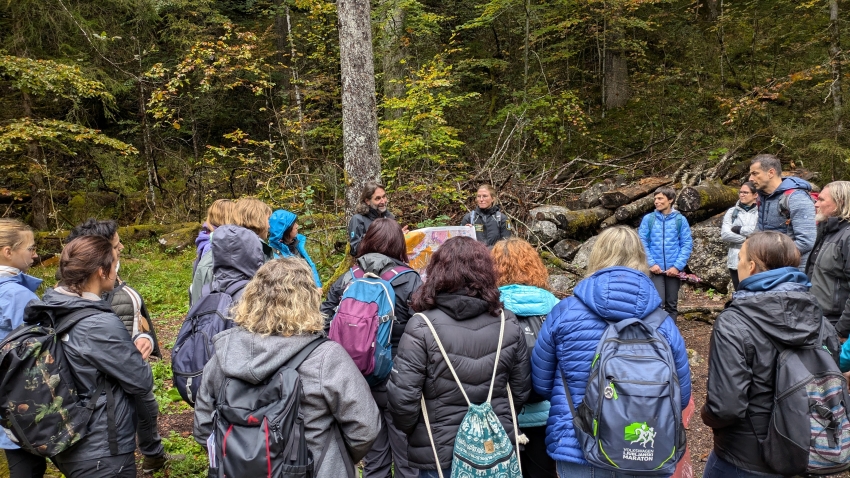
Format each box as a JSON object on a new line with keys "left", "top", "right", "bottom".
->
{"left": 328, "top": 266, "right": 412, "bottom": 386}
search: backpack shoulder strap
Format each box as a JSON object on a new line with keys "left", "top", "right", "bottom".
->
{"left": 641, "top": 307, "right": 671, "bottom": 330}
{"left": 54, "top": 307, "right": 106, "bottom": 335}
{"left": 676, "top": 215, "right": 683, "bottom": 235}
{"left": 224, "top": 280, "right": 249, "bottom": 298}
{"left": 415, "top": 312, "right": 471, "bottom": 406}
{"left": 470, "top": 210, "right": 476, "bottom": 225}
{"left": 645, "top": 214, "right": 655, "bottom": 241}
{"left": 351, "top": 266, "right": 365, "bottom": 279}
{"left": 285, "top": 337, "right": 328, "bottom": 370}
{"left": 380, "top": 266, "right": 415, "bottom": 282}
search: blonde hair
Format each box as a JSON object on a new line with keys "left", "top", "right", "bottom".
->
{"left": 824, "top": 181, "right": 850, "bottom": 222}
{"left": 206, "top": 199, "right": 234, "bottom": 228}
{"left": 231, "top": 258, "right": 324, "bottom": 336}
{"left": 233, "top": 197, "right": 272, "bottom": 240}
{"left": 586, "top": 226, "right": 650, "bottom": 276}
{"left": 491, "top": 237, "right": 549, "bottom": 289}
{"left": 0, "top": 219, "right": 32, "bottom": 251}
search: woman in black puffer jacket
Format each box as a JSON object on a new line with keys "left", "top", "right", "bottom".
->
{"left": 387, "top": 236, "right": 531, "bottom": 478}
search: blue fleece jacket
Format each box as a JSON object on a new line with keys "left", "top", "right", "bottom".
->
{"left": 499, "top": 284, "right": 558, "bottom": 428}
{"left": 638, "top": 209, "right": 693, "bottom": 271}
{"left": 530, "top": 267, "right": 691, "bottom": 465}
{"left": 0, "top": 272, "right": 42, "bottom": 449}
{"left": 756, "top": 177, "right": 817, "bottom": 271}
{"left": 268, "top": 209, "right": 322, "bottom": 287}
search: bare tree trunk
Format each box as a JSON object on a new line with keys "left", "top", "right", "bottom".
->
{"left": 286, "top": 6, "right": 307, "bottom": 152}
{"left": 337, "top": 0, "right": 382, "bottom": 216}
{"left": 21, "top": 89, "right": 49, "bottom": 230}
{"left": 138, "top": 80, "right": 157, "bottom": 211}
{"left": 699, "top": 0, "right": 719, "bottom": 21}
{"left": 828, "top": 0, "right": 843, "bottom": 135}
{"left": 274, "top": 0, "right": 292, "bottom": 95}
{"left": 380, "top": 0, "right": 406, "bottom": 121}
{"left": 604, "top": 31, "right": 630, "bottom": 109}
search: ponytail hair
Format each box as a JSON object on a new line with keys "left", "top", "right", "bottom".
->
{"left": 59, "top": 236, "right": 114, "bottom": 294}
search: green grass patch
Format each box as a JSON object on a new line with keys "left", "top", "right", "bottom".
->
{"left": 154, "top": 431, "right": 209, "bottom": 478}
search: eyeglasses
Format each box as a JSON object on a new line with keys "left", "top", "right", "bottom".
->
{"left": 25, "top": 246, "right": 37, "bottom": 253}
{"left": 739, "top": 191, "right": 753, "bottom": 195}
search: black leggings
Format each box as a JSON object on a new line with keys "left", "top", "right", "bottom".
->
{"left": 4, "top": 448, "right": 47, "bottom": 478}
{"left": 729, "top": 269, "right": 740, "bottom": 291}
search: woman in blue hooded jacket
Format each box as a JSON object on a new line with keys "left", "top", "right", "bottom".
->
{"left": 268, "top": 209, "right": 322, "bottom": 287}
{"left": 531, "top": 226, "right": 691, "bottom": 478}
{"left": 0, "top": 219, "right": 46, "bottom": 478}
{"left": 492, "top": 237, "right": 559, "bottom": 477}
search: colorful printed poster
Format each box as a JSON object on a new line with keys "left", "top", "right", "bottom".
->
{"left": 404, "top": 226, "right": 476, "bottom": 280}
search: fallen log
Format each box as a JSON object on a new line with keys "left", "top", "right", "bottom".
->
{"left": 614, "top": 195, "right": 656, "bottom": 222}
{"left": 599, "top": 215, "right": 619, "bottom": 229}
{"left": 560, "top": 207, "right": 613, "bottom": 237}
{"left": 676, "top": 181, "right": 738, "bottom": 213}
{"left": 541, "top": 251, "right": 586, "bottom": 277}
{"left": 35, "top": 222, "right": 201, "bottom": 255}
{"left": 599, "top": 177, "right": 672, "bottom": 209}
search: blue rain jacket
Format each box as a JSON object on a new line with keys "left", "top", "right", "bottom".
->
{"left": 268, "top": 209, "right": 322, "bottom": 287}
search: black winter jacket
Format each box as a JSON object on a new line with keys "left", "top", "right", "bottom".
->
{"left": 460, "top": 205, "right": 511, "bottom": 247}
{"left": 347, "top": 208, "right": 396, "bottom": 256}
{"left": 321, "top": 253, "right": 422, "bottom": 356}
{"left": 386, "top": 294, "right": 531, "bottom": 469}
{"left": 700, "top": 284, "right": 840, "bottom": 474}
{"left": 27, "top": 289, "right": 153, "bottom": 464}
{"left": 103, "top": 281, "right": 161, "bottom": 358}
{"left": 806, "top": 217, "right": 850, "bottom": 337}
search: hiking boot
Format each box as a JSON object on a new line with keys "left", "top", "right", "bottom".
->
{"left": 142, "top": 453, "right": 186, "bottom": 473}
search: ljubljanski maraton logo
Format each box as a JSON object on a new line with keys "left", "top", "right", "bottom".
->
{"left": 622, "top": 422, "right": 656, "bottom": 462}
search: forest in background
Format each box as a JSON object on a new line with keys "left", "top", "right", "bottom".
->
{"left": 0, "top": 0, "right": 847, "bottom": 235}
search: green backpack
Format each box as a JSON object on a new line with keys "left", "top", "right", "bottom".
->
{"left": 418, "top": 311, "right": 522, "bottom": 478}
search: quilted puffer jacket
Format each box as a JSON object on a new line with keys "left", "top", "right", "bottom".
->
{"left": 530, "top": 266, "right": 692, "bottom": 465}
{"left": 638, "top": 209, "right": 693, "bottom": 271}
{"left": 387, "top": 293, "right": 531, "bottom": 470}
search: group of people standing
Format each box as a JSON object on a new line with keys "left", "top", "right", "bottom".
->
{"left": 2, "top": 153, "right": 850, "bottom": 478}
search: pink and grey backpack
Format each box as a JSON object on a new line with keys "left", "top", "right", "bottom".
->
{"left": 328, "top": 266, "right": 412, "bottom": 386}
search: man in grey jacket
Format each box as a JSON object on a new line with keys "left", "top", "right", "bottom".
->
{"left": 806, "top": 181, "right": 850, "bottom": 338}
{"left": 347, "top": 182, "right": 407, "bottom": 256}
{"left": 748, "top": 154, "right": 816, "bottom": 271}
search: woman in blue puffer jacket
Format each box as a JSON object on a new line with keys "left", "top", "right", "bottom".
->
{"left": 268, "top": 209, "right": 322, "bottom": 287}
{"left": 531, "top": 226, "right": 691, "bottom": 478}
{"left": 492, "top": 237, "right": 559, "bottom": 477}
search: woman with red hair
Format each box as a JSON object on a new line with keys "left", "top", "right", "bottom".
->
{"left": 491, "top": 237, "right": 558, "bottom": 477}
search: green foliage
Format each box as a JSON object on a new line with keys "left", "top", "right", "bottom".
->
{"left": 0, "top": 119, "right": 137, "bottom": 157}
{"left": 379, "top": 48, "right": 479, "bottom": 170}
{"left": 0, "top": 55, "right": 116, "bottom": 108}
{"left": 119, "top": 242, "right": 195, "bottom": 317}
{"left": 155, "top": 431, "right": 209, "bottom": 478}
{"left": 415, "top": 214, "right": 452, "bottom": 228}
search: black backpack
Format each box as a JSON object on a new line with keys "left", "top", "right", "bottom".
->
{"left": 207, "top": 337, "right": 353, "bottom": 478}
{"left": 172, "top": 280, "right": 247, "bottom": 407}
{"left": 756, "top": 318, "right": 850, "bottom": 476}
{"left": 0, "top": 304, "right": 118, "bottom": 457}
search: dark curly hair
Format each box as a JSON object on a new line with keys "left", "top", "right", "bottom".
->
{"left": 411, "top": 236, "right": 502, "bottom": 316}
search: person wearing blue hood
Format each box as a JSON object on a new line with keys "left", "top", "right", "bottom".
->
{"left": 748, "top": 154, "right": 816, "bottom": 271}
{"left": 492, "top": 237, "right": 558, "bottom": 477}
{"left": 638, "top": 186, "right": 693, "bottom": 321}
{"left": 268, "top": 209, "right": 321, "bottom": 287}
{"left": 0, "top": 219, "right": 46, "bottom": 478}
{"left": 701, "top": 232, "right": 841, "bottom": 477}
{"left": 531, "top": 226, "right": 691, "bottom": 478}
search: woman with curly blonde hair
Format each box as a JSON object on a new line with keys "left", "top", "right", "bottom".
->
{"left": 193, "top": 258, "right": 380, "bottom": 478}
{"left": 492, "top": 237, "right": 558, "bottom": 477}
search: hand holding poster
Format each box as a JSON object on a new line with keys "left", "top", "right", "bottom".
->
{"left": 404, "top": 226, "right": 476, "bottom": 281}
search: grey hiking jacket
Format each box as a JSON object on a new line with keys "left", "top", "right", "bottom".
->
{"left": 28, "top": 289, "right": 153, "bottom": 464}
{"left": 806, "top": 217, "right": 850, "bottom": 337}
{"left": 460, "top": 205, "right": 511, "bottom": 247}
{"left": 193, "top": 328, "right": 381, "bottom": 478}
{"left": 756, "top": 177, "right": 817, "bottom": 270}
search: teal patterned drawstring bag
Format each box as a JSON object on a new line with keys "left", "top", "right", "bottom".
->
{"left": 418, "top": 311, "right": 522, "bottom": 478}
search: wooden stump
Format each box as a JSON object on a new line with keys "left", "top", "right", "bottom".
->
{"left": 676, "top": 181, "right": 738, "bottom": 213}
{"left": 599, "top": 177, "right": 672, "bottom": 209}
{"left": 614, "top": 195, "right": 656, "bottom": 222}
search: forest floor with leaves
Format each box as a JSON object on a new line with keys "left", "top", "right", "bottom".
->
{"left": 2, "top": 241, "right": 844, "bottom": 477}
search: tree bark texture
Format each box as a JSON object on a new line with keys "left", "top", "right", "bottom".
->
{"left": 614, "top": 194, "right": 656, "bottom": 221}
{"left": 380, "top": 0, "right": 406, "bottom": 121}
{"left": 676, "top": 181, "right": 738, "bottom": 212}
{"left": 828, "top": 0, "right": 843, "bottom": 134}
{"left": 599, "top": 177, "right": 672, "bottom": 208}
{"left": 338, "top": 0, "right": 382, "bottom": 217}
{"left": 604, "top": 32, "right": 631, "bottom": 109}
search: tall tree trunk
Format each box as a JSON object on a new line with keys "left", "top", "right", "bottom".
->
{"left": 380, "top": 0, "right": 406, "bottom": 121}
{"left": 138, "top": 80, "right": 157, "bottom": 211}
{"left": 828, "top": 0, "right": 843, "bottom": 135}
{"left": 21, "top": 89, "right": 49, "bottom": 230}
{"left": 286, "top": 6, "right": 307, "bottom": 152}
{"left": 699, "top": 0, "right": 719, "bottom": 21}
{"left": 337, "top": 0, "right": 382, "bottom": 217}
{"left": 604, "top": 31, "right": 630, "bottom": 109}
{"left": 274, "top": 0, "right": 292, "bottom": 95}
